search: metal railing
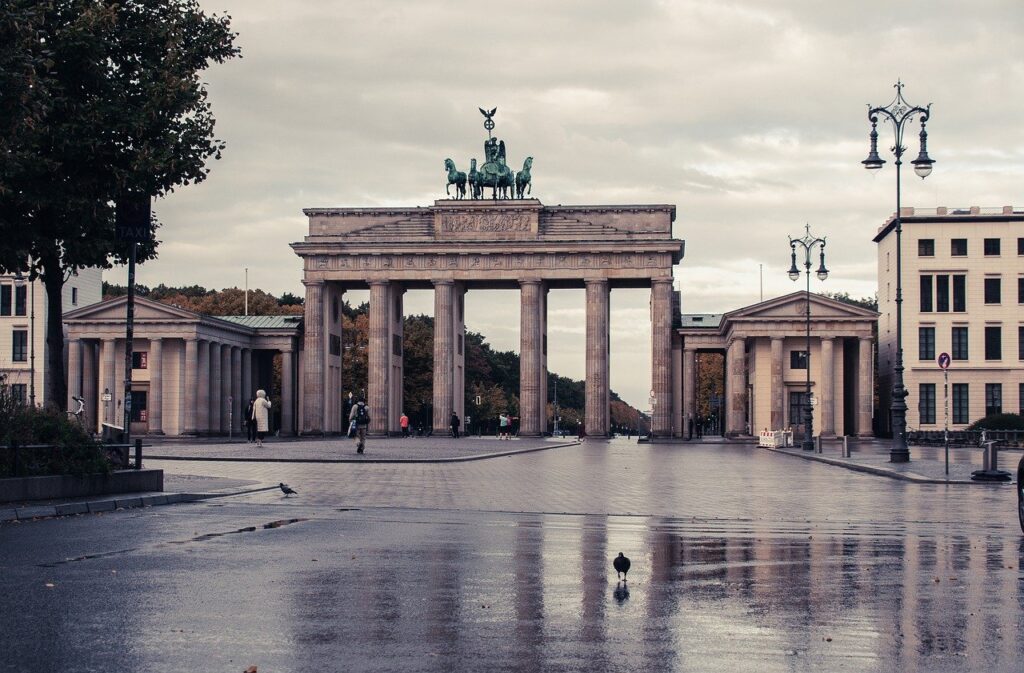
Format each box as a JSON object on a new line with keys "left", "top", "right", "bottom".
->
{"left": 2, "top": 439, "right": 144, "bottom": 478}
{"left": 908, "top": 429, "right": 1024, "bottom": 448}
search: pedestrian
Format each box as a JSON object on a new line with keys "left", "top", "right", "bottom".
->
{"left": 450, "top": 411, "right": 461, "bottom": 438}
{"left": 498, "top": 413, "right": 509, "bottom": 440}
{"left": 687, "top": 414, "right": 694, "bottom": 441}
{"left": 696, "top": 415, "right": 704, "bottom": 439}
{"left": 349, "top": 397, "right": 370, "bottom": 454}
{"left": 245, "top": 397, "right": 257, "bottom": 443}
{"left": 400, "top": 412, "right": 410, "bottom": 438}
{"left": 252, "top": 389, "right": 272, "bottom": 448}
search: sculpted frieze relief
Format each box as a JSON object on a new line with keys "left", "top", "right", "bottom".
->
{"left": 439, "top": 211, "right": 533, "bottom": 234}
{"left": 310, "top": 251, "right": 673, "bottom": 273}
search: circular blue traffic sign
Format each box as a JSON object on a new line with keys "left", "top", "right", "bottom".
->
{"left": 937, "top": 352, "right": 951, "bottom": 370}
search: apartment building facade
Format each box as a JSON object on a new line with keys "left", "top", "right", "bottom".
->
{"left": 875, "top": 206, "right": 1024, "bottom": 432}
{"left": 0, "top": 268, "right": 103, "bottom": 406}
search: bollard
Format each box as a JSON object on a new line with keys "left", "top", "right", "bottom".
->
{"left": 842, "top": 435, "right": 850, "bottom": 458}
{"left": 134, "top": 438, "right": 142, "bottom": 470}
{"left": 815, "top": 436, "right": 823, "bottom": 454}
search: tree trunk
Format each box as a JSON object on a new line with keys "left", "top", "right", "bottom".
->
{"left": 40, "top": 252, "right": 67, "bottom": 410}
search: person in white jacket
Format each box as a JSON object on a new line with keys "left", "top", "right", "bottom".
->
{"left": 252, "top": 389, "right": 272, "bottom": 447}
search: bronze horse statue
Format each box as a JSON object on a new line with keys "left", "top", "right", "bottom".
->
{"left": 444, "top": 158, "right": 466, "bottom": 199}
{"left": 468, "top": 158, "right": 482, "bottom": 199}
{"left": 515, "top": 156, "right": 533, "bottom": 199}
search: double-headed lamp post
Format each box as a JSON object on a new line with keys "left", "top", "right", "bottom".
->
{"left": 788, "top": 224, "right": 828, "bottom": 451}
{"left": 862, "top": 81, "right": 934, "bottom": 463}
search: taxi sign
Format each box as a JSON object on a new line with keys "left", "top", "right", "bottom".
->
{"left": 937, "top": 352, "right": 951, "bottom": 370}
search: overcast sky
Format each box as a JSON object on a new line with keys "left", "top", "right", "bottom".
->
{"left": 129, "top": 0, "right": 1024, "bottom": 408}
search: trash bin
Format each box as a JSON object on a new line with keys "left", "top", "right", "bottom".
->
{"left": 101, "top": 423, "right": 125, "bottom": 444}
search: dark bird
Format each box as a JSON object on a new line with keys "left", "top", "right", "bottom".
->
{"left": 613, "top": 552, "right": 631, "bottom": 581}
{"left": 279, "top": 482, "right": 297, "bottom": 496}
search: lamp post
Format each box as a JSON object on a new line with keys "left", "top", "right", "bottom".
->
{"left": 862, "top": 81, "right": 934, "bottom": 463}
{"left": 12, "top": 271, "right": 35, "bottom": 406}
{"left": 788, "top": 224, "right": 829, "bottom": 451}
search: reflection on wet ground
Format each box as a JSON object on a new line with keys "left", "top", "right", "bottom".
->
{"left": 3, "top": 441, "right": 1023, "bottom": 672}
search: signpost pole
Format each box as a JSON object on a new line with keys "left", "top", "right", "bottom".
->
{"left": 938, "top": 352, "right": 951, "bottom": 477}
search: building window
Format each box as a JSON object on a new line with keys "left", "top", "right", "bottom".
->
{"left": 920, "top": 275, "right": 933, "bottom": 312}
{"left": 919, "top": 383, "right": 936, "bottom": 425}
{"left": 952, "top": 275, "right": 966, "bottom": 312}
{"left": 14, "top": 285, "right": 26, "bottom": 316}
{"left": 1018, "top": 237, "right": 1024, "bottom": 256}
{"left": 984, "top": 277, "right": 1001, "bottom": 304}
{"left": 0, "top": 285, "right": 10, "bottom": 316}
{"left": 790, "top": 350, "right": 808, "bottom": 369}
{"left": 984, "top": 238, "right": 1001, "bottom": 256}
{"left": 951, "top": 238, "right": 968, "bottom": 256}
{"left": 789, "top": 391, "right": 809, "bottom": 425}
{"left": 952, "top": 326, "right": 969, "bottom": 360}
{"left": 10, "top": 383, "right": 27, "bottom": 405}
{"left": 918, "top": 326, "right": 935, "bottom": 361}
{"left": 131, "top": 352, "right": 148, "bottom": 369}
{"left": 1020, "top": 326, "right": 1024, "bottom": 360}
{"left": 918, "top": 239, "right": 935, "bottom": 256}
{"left": 985, "top": 383, "right": 1002, "bottom": 416}
{"left": 952, "top": 383, "right": 969, "bottom": 424}
{"left": 985, "top": 326, "right": 1001, "bottom": 360}
{"left": 936, "top": 275, "right": 949, "bottom": 312}
{"left": 71, "top": 287, "right": 78, "bottom": 306}
{"left": 12, "top": 329, "right": 28, "bottom": 362}
{"left": 1020, "top": 383, "right": 1024, "bottom": 415}
{"left": 1018, "top": 277, "right": 1024, "bottom": 304}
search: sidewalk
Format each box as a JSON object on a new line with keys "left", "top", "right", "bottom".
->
{"left": 145, "top": 435, "right": 579, "bottom": 463}
{"left": 0, "top": 474, "right": 271, "bottom": 523}
{"left": 763, "top": 437, "right": 1021, "bottom": 484}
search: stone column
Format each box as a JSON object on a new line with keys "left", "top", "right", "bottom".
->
{"left": 67, "top": 338, "right": 82, "bottom": 410}
{"left": 82, "top": 341, "right": 97, "bottom": 432}
{"left": 651, "top": 278, "right": 673, "bottom": 437}
{"left": 209, "top": 342, "right": 222, "bottom": 434}
{"left": 197, "top": 339, "right": 210, "bottom": 434}
{"left": 858, "top": 337, "right": 874, "bottom": 437}
{"left": 219, "top": 345, "right": 231, "bottom": 433}
{"left": 149, "top": 338, "right": 164, "bottom": 435}
{"left": 184, "top": 338, "right": 199, "bottom": 435}
{"left": 368, "top": 280, "right": 390, "bottom": 435}
{"left": 281, "top": 347, "right": 295, "bottom": 436}
{"left": 519, "top": 279, "right": 543, "bottom": 436}
{"left": 725, "top": 337, "right": 746, "bottom": 435}
{"left": 585, "top": 279, "right": 610, "bottom": 437}
{"left": 433, "top": 280, "right": 454, "bottom": 433}
{"left": 101, "top": 338, "right": 116, "bottom": 426}
{"left": 770, "top": 337, "right": 784, "bottom": 430}
{"left": 241, "top": 348, "right": 252, "bottom": 414}
{"left": 231, "top": 346, "right": 241, "bottom": 435}
{"left": 820, "top": 337, "right": 835, "bottom": 437}
{"left": 302, "top": 280, "right": 324, "bottom": 434}
{"left": 671, "top": 333, "right": 683, "bottom": 437}
{"left": 683, "top": 347, "right": 696, "bottom": 438}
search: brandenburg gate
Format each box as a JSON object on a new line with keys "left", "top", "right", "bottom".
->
{"left": 291, "top": 199, "right": 684, "bottom": 437}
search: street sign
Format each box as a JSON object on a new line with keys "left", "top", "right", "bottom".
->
{"left": 937, "top": 352, "right": 951, "bottom": 370}
{"left": 101, "top": 392, "right": 112, "bottom": 402}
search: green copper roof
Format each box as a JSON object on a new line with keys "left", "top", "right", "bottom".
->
{"left": 219, "top": 315, "right": 303, "bottom": 329}
{"left": 678, "top": 314, "right": 722, "bottom": 328}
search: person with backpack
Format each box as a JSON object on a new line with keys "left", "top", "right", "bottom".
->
{"left": 450, "top": 412, "right": 461, "bottom": 439}
{"left": 349, "top": 398, "right": 371, "bottom": 454}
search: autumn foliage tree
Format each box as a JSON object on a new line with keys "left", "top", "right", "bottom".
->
{"left": 0, "top": 1, "right": 239, "bottom": 407}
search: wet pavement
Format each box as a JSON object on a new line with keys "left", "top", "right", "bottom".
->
{"left": 2, "top": 440, "right": 1022, "bottom": 672}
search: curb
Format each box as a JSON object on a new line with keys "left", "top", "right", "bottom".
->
{"left": 146, "top": 440, "right": 581, "bottom": 464}
{"left": 0, "top": 486, "right": 279, "bottom": 524}
{"left": 761, "top": 446, "right": 1013, "bottom": 484}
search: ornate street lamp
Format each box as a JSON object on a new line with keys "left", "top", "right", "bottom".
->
{"left": 788, "top": 224, "right": 828, "bottom": 451}
{"left": 863, "top": 81, "right": 934, "bottom": 463}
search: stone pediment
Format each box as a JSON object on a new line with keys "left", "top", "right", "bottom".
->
{"left": 64, "top": 296, "right": 201, "bottom": 323}
{"left": 724, "top": 292, "right": 878, "bottom": 322}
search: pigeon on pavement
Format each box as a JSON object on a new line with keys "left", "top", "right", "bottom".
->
{"left": 279, "top": 483, "right": 297, "bottom": 496}
{"left": 613, "top": 552, "right": 631, "bottom": 581}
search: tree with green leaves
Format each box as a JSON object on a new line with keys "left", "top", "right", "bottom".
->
{"left": 0, "top": 1, "right": 239, "bottom": 407}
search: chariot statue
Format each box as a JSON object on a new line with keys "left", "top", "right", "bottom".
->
{"left": 445, "top": 107, "right": 533, "bottom": 200}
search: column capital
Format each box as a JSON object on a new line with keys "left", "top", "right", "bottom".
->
{"left": 770, "top": 335, "right": 784, "bottom": 343}
{"left": 584, "top": 278, "right": 609, "bottom": 288}
{"left": 651, "top": 276, "right": 674, "bottom": 288}
{"left": 821, "top": 335, "right": 835, "bottom": 343}
{"left": 302, "top": 279, "right": 325, "bottom": 288}
{"left": 369, "top": 279, "right": 391, "bottom": 288}
{"left": 432, "top": 279, "right": 455, "bottom": 287}
{"left": 683, "top": 346, "right": 696, "bottom": 354}
{"left": 518, "top": 278, "right": 543, "bottom": 287}
{"left": 859, "top": 335, "right": 873, "bottom": 343}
